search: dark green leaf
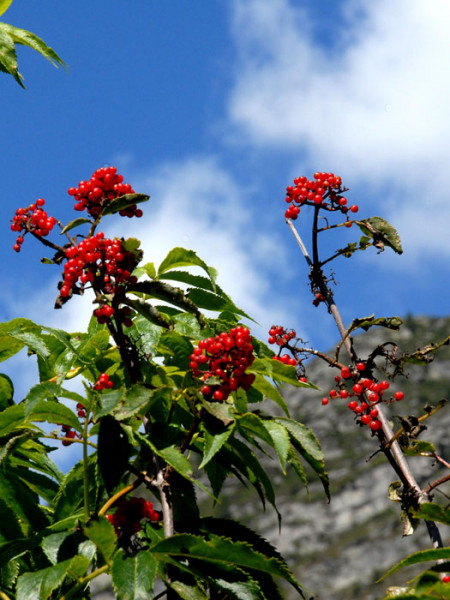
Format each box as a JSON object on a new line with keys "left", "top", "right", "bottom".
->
{"left": 101, "top": 193, "right": 149, "bottom": 216}
{"left": 250, "top": 373, "right": 289, "bottom": 416}
{"left": 157, "top": 247, "right": 217, "bottom": 287}
{"left": 262, "top": 420, "right": 290, "bottom": 474}
{"left": 59, "top": 217, "right": 93, "bottom": 234}
{"left": 24, "top": 382, "right": 62, "bottom": 415}
{"left": 112, "top": 549, "right": 157, "bottom": 600}
{"left": 124, "top": 297, "right": 171, "bottom": 329}
{"left": 93, "top": 387, "right": 125, "bottom": 419}
{"left": 276, "top": 417, "right": 329, "bottom": 500}
{"left": 403, "top": 440, "right": 436, "bottom": 456}
{"left": 170, "top": 581, "right": 209, "bottom": 600}
{"left": 0, "top": 25, "right": 21, "bottom": 86}
{"left": 187, "top": 288, "right": 250, "bottom": 319}
{"left": 199, "top": 420, "right": 235, "bottom": 469}
{"left": 84, "top": 516, "right": 117, "bottom": 563}
{"left": 114, "top": 384, "right": 153, "bottom": 420}
{"left": 379, "top": 547, "right": 450, "bottom": 580}
{"left": 16, "top": 559, "right": 72, "bottom": 600}
{"left": 151, "top": 533, "right": 304, "bottom": 595}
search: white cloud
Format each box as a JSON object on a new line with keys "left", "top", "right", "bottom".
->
{"left": 228, "top": 0, "right": 450, "bottom": 257}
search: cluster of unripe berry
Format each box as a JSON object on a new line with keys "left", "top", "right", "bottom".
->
{"left": 107, "top": 496, "right": 160, "bottom": 537}
{"left": 284, "top": 172, "right": 358, "bottom": 221}
{"left": 60, "top": 233, "right": 138, "bottom": 323}
{"left": 321, "top": 363, "right": 405, "bottom": 432}
{"left": 94, "top": 373, "right": 114, "bottom": 391}
{"left": 68, "top": 166, "right": 143, "bottom": 219}
{"left": 11, "top": 198, "right": 57, "bottom": 251}
{"left": 190, "top": 327, "right": 256, "bottom": 402}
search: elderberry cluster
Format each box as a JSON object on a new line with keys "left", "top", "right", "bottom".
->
{"left": 268, "top": 326, "right": 297, "bottom": 366}
{"left": 68, "top": 166, "right": 142, "bottom": 219}
{"left": 11, "top": 198, "right": 57, "bottom": 251}
{"left": 60, "top": 233, "right": 138, "bottom": 324}
{"left": 190, "top": 327, "right": 256, "bottom": 402}
{"left": 284, "top": 172, "right": 358, "bottom": 221}
{"left": 94, "top": 373, "right": 113, "bottom": 391}
{"left": 107, "top": 497, "right": 160, "bottom": 537}
{"left": 321, "top": 364, "right": 405, "bottom": 432}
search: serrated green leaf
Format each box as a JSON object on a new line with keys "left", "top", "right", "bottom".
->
{"left": 170, "top": 581, "right": 209, "bottom": 600}
{"left": 0, "top": 334, "right": 24, "bottom": 362}
{"left": 276, "top": 417, "right": 329, "bottom": 500}
{"left": 93, "top": 387, "right": 125, "bottom": 419}
{"left": 200, "top": 420, "right": 235, "bottom": 469}
{"left": 157, "top": 247, "right": 217, "bottom": 286}
{"left": 187, "top": 288, "right": 250, "bottom": 319}
{"left": 41, "top": 531, "right": 73, "bottom": 565}
{"left": 157, "top": 330, "right": 193, "bottom": 369}
{"left": 54, "top": 454, "right": 97, "bottom": 520}
{"left": 151, "top": 533, "right": 304, "bottom": 594}
{"left": 237, "top": 413, "right": 273, "bottom": 447}
{"left": 262, "top": 420, "right": 290, "bottom": 474}
{"left": 0, "top": 373, "right": 14, "bottom": 409}
{"left": 0, "top": 403, "right": 26, "bottom": 437}
{"left": 101, "top": 193, "right": 149, "bottom": 216}
{"left": 12, "top": 464, "right": 59, "bottom": 503}
{"left": 112, "top": 549, "right": 157, "bottom": 600}
{"left": 201, "top": 399, "right": 236, "bottom": 425}
{"left": 415, "top": 503, "right": 450, "bottom": 526}
{"left": 0, "top": 25, "right": 21, "bottom": 85}
{"left": 84, "top": 516, "right": 117, "bottom": 564}
{"left": 28, "top": 400, "right": 82, "bottom": 432}
{"left": 133, "top": 261, "right": 156, "bottom": 279}
{"left": 379, "top": 547, "right": 450, "bottom": 581}
{"left": 357, "top": 216, "right": 403, "bottom": 254}
{"left": 59, "top": 217, "right": 93, "bottom": 234}
{"left": 24, "top": 381, "right": 62, "bottom": 415}
{"left": 114, "top": 384, "right": 153, "bottom": 420}
{"left": 16, "top": 559, "right": 72, "bottom": 600}
{"left": 124, "top": 297, "right": 171, "bottom": 329}
{"left": 159, "top": 270, "right": 217, "bottom": 293}
{"left": 250, "top": 373, "right": 289, "bottom": 416}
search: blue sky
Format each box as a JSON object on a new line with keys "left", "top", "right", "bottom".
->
{"left": 1, "top": 0, "right": 449, "bottom": 408}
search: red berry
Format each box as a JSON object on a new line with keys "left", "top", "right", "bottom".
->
{"left": 394, "top": 391, "right": 404, "bottom": 401}
{"left": 356, "top": 362, "right": 365, "bottom": 371}
{"left": 321, "top": 397, "right": 329, "bottom": 405}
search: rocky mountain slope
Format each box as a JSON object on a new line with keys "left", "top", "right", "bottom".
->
{"left": 93, "top": 315, "right": 450, "bottom": 600}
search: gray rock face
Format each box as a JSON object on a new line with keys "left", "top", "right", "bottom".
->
{"left": 93, "top": 316, "right": 450, "bottom": 599}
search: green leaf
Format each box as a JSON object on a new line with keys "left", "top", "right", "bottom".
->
{"left": 356, "top": 216, "right": 403, "bottom": 254}
{"left": 379, "top": 547, "right": 450, "bottom": 581}
{"left": 93, "top": 387, "right": 125, "bottom": 419}
{"left": 157, "top": 330, "right": 193, "bottom": 369}
{"left": 415, "top": 503, "right": 450, "bottom": 526}
{"left": 114, "top": 384, "right": 153, "bottom": 420}
{"left": 84, "top": 516, "right": 117, "bottom": 563}
{"left": 170, "top": 581, "right": 209, "bottom": 600}
{"left": 151, "top": 533, "right": 304, "bottom": 595}
{"left": 0, "top": 403, "right": 26, "bottom": 437}
{"left": 16, "top": 559, "right": 72, "bottom": 600}
{"left": 124, "top": 297, "right": 171, "bottom": 329}
{"left": 28, "top": 400, "right": 82, "bottom": 432}
{"left": 262, "top": 420, "right": 290, "bottom": 474}
{"left": 24, "top": 382, "right": 62, "bottom": 415}
{"left": 187, "top": 288, "right": 250, "bottom": 319}
{"left": 237, "top": 413, "right": 274, "bottom": 447}
{"left": 0, "top": 373, "right": 14, "bottom": 409}
{"left": 101, "top": 193, "right": 149, "bottom": 216}
{"left": 286, "top": 446, "right": 309, "bottom": 492}
{"left": 250, "top": 373, "right": 289, "bottom": 416}
{"left": 54, "top": 454, "right": 97, "bottom": 520}
{"left": 201, "top": 399, "right": 236, "bottom": 426}
{"left": 0, "top": 0, "right": 13, "bottom": 17}
{"left": 199, "top": 420, "right": 235, "bottom": 469}
{"left": 159, "top": 270, "right": 217, "bottom": 293}
{"left": 112, "top": 549, "right": 158, "bottom": 600}
{"left": 59, "top": 217, "right": 93, "bottom": 234}
{"left": 403, "top": 440, "right": 436, "bottom": 457}
{"left": 0, "top": 25, "right": 20, "bottom": 85}
{"left": 133, "top": 261, "right": 156, "bottom": 280}
{"left": 157, "top": 247, "right": 217, "bottom": 287}
{"left": 276, "top": 417, "right": 329, "bottom": 500}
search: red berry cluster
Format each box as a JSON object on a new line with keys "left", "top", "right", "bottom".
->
{"left": 284, "top": 172, "right": 358, "bottom": 221}
{"left": 321, "top": 364, "right": 405, "bottom": 432}
{"left": 190, "top": 327, "right": 256, "bottom": 402}
{"left": 59, "top": 402, "right": 87, "bottom": 446}
{"left": 107, "top": 497, "right": 159, "bottom": 537}
{"left": 94, "top": 373, "right": 113, "bottom": 391}
{"left": 67, "top": 166, "right": 142, "bottom": 219}
{"left": 60, "top": 233, "right": 138, "bottom": 323}
{"left": 268, "top": 325, "right": 296, "bottom": 346}
{"left": 11, "top": 198, "right": 57, "bottom": 251}
{"left": 312, "top": 292, "right": 326, "bottom": 307}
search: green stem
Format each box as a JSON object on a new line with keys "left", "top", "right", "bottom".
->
{"left": 82, "top": 412, "right": 91, "bottom": 521}
{"left": 59, "top": 564, "right": 109, "bottom": 600}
